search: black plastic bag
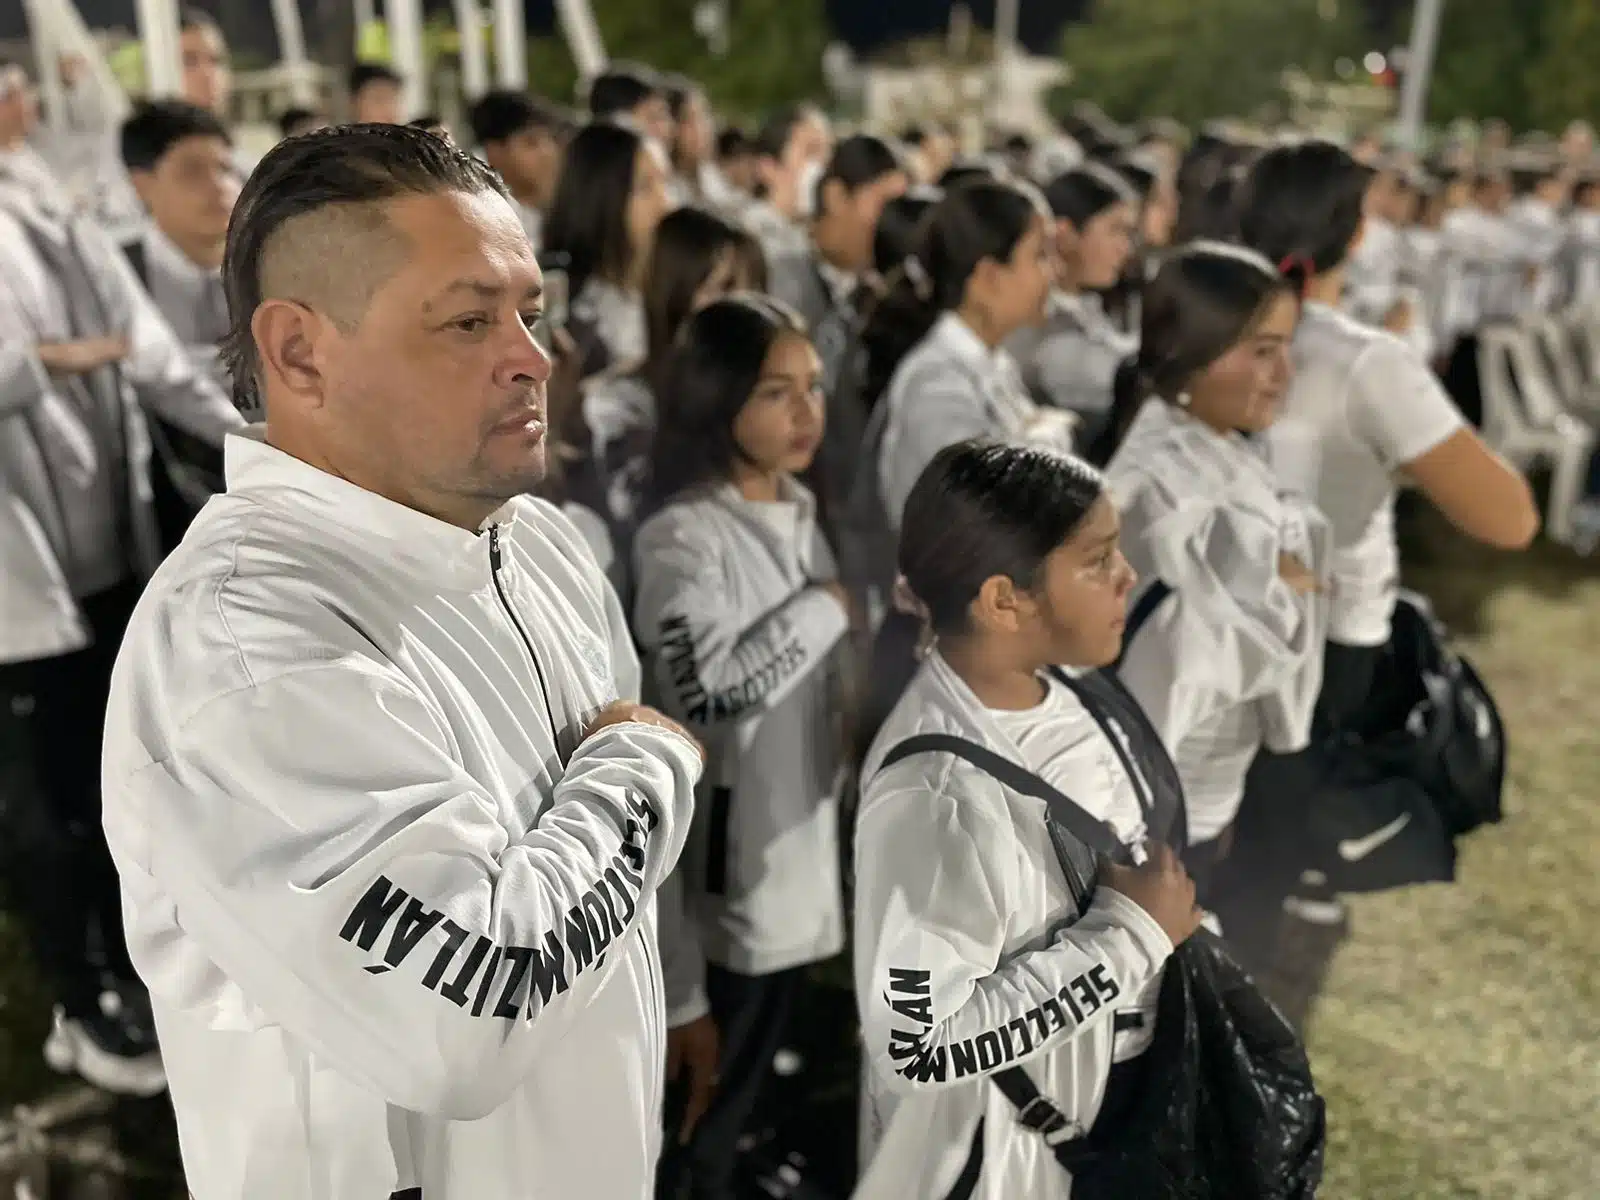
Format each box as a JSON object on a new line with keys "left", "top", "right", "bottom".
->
{"left": 1070, "top": 930, "right": 1326, "bottom": 1200}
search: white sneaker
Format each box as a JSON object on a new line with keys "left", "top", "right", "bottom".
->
{"left": 44, "top": 1002, "right": 167, "bottom": 1097}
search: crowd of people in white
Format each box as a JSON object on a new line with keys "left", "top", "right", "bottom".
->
{"left": 0, "top": 7, "right": 1584, "bottom": 1198}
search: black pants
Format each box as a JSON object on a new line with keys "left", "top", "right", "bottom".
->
{"left": 0, "top": 578, "right": 142, "bottom": 1018}
{"left": 659, "top": 962, "right": 804, "bottom": 1199}
{"left": 1441, "top": 332, "right": 1484, "bottom": 428}
{"left": 1183, "top": 829, "right": 1232, "bottom": 911}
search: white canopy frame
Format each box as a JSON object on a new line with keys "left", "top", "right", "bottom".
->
{"left": 22, "top": 0, "right": 610, "bottom": 132}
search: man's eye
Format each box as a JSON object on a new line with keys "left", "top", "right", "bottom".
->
{"left": 454, "top": 316, "right": 489, "bottom": 333}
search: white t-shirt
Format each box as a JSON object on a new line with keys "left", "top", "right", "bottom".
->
{"left": 1262, "top": 301, "right": 1464, "bottom": 646}
{"left": 987, "top": 674, "right": 1148, "bottom": 845}
{"left": 987, "top": 673, "right": 1159, "bottom": 1060}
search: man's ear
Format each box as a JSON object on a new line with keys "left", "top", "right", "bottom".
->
{"left": 252, "top": 299, "right": 332, "bottom": 408}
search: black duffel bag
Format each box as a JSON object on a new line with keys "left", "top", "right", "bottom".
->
{"left": 1235, "top": 589, "right": 1507, "bottom": 896}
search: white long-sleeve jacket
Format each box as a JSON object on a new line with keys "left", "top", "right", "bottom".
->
{"left": 100, "top": 431, "right": 702, "bottom": 1200}
{"left": 633, "top": 479, "right": 849, "bottom": 986}
{"left": 852, "top": 654, "right": 1173, "bottom": 1200}
{"left": 1105, "top": 401, "right": 1331, "bottom": 844}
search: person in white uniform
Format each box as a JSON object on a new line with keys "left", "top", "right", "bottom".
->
{"left": 1100, "top": 244, "right": 1330, "bottom": 901}
{"left": 117, "top": 100, "right": 243, "bottom": 547}
{"left": 847, "top": 179, "right": 1076, "bottom": 610}
{"left": 469, "top": 91, "right": 571, "bottom": 254}
{"left": 1007, "top": 164, "right": 1140, "bottom": 447}
{"left": 634, "top": 295, "right": 849, "bottom": 1199}
{"left": 0, "top": 167, "right": 243, "bottom": 1099}
{"left": 543, "top": 121, "right": 673, "bottom": 376}
{"left": 1236, "top": 139, "right": 1537, "bottom": 728}
{"left": 99, "top": 124, "right": 705, "bottom": 1200}
{"left": 853, "top": 439, "right": 1201, "bottom": 1199}
{"left": 769, "top": 135, "right": 908, "bottom": 536}
{"left": 1230, "top": 140, "right": 1537, "bottom": 933}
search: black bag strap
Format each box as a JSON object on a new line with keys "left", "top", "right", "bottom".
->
{"left": 879, "top": 733, "right": 1121, "bottom": 858}
{"left": 877, "top": 731, "right": 1119, "bottom": 1181}
{"left": 1046, "top": 667, "right": 1159, "bottom": 827}
{"left": 120, "top": 238, "right": 150, "bottom": 288}
{"left": 1111, "top": 578, "right": 1173, "bottom": 671}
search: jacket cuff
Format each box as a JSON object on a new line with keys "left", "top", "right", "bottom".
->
{"left": 666, "top": 987, "right": 711, "bottom": 1030}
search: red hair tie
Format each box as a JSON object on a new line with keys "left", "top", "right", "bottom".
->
{"left": 1277, "top": 253, "right": 1312, "bottom": 297}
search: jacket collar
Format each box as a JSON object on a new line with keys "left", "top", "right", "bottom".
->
{"left": 223, "top": 427, "right": 519, "bottom": 583}
{"left": 930, "top": 310, "right": 1006, "bottom": 376}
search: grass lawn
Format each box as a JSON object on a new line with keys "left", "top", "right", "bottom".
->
{"left": 0, "top": 508, "right": 1594, "bottom": 1197}
{"left": 1310, "top": 508, "right": 1600, "bottom": 1199}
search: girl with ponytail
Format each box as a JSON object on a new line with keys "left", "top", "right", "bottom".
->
{"left": 1235, "top": 139, "right": 1535, "bottom": 734}
{"left": 852, "top": 439, "right": 1202, "bottom": 1199}
{"left": 1008, "top": 164, "right": 1141, "bottom": 449}
{"left": 846, "top": 179, "right": 1075, "bottom": 607}
{"left": 1098, "top": 242, "right": 1329, "bottom": 900}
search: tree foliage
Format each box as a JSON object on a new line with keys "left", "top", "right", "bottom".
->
{"left": 1056, "top": 0, "right": 1367, "bottom": 128}
{"left": 525, "top": 0, "right": 830, "bottom": 121}
{"left": 1423, "top": 0, "right": 1545, "bottom": 130}
{"left": 1525, "top": 0, "right": 1600, "bottom": 131}
{"left": 1393, "top": 0, "right": 1598, "bottom": 133}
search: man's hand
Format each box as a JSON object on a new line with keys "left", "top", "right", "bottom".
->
{"left": 665, "top": 1015, "right": 720, "bottom": 1145}
{"left": 1100, "top": 843, "right": 1202, "bottom": 947}
{"left": 582, "top": 701, "right": 704, "bottom": 762}
{"left": 1277, "top": 551, "right": 1322, "bottom": 597}
{"left": 37, "top": 336, "right": 130, "bottom": 376}
{"left": 1382, "top": 297, "right": 1414, "bottom": 335}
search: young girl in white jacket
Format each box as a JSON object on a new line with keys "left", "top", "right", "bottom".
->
{"left": 633, "top": 295, "right": 850, "bottom": 1199}
{"left": 853, "top": 439, "right": 1202, "bottom": 1200}
{"left": 858, "top": 177, "right": 1077, "bottom": 538}
{"left": 1100, "top": 243, "right": 1330, "bottom": 901}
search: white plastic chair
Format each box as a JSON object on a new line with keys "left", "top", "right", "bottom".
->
{"left": 1526, "top": 313, "right": 1600, "bottom": 420}
{"left": 1476, "top": 324, "right": 1597, "bottom": 546}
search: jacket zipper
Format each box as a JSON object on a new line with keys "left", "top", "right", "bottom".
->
{"left": 488, "top": 525, "right": 562, "bottom": 756}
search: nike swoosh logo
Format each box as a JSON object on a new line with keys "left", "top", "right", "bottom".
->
{"left": 1338, "top": 813, "right": 1413, "bottom": 862}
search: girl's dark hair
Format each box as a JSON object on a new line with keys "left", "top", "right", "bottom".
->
{"left": 1043, "top": 163, "right": 1136, "bottom": 230}
{"left": 542, "top": 121, "right": 646, "bottom": 297}
{"left": 872, "top": 188, "right": 940, "bottom": 278}
{"left": 1235, "top": 139, "right": 1374, "bottom": 277}
{"left": 859, "top": 178, "right": 1043, "bottom": 411}
{"left": 646, "top": 294, "right": 807, "bottom": 506}
{"left": 859, "top": 439, "right": 1105, "bottom": 755}
{"left": 937, "top": 161, "right": 995, "bottom": 189}
{"left": 1090, "top": 241, "right": 1294, "bottom": 466}
{"left": 1172, "top": 172, "right": 1244, "bottom": 243}
{"left": 641, "top": 205, "right": 759, "bottom": 382}
{"left": 817, "top": 134, "right": 904, "bottom": 215}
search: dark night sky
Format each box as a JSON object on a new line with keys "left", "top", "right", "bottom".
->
{"left": 5, "top": 0, "right": 1405, "bottom": 58}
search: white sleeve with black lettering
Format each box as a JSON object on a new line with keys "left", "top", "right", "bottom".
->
{"left": 632, "top": 511, "right": 849, "bottom": 729}
{"left": 853, "top": 762, "right": 1173, "bottom": 1096}
{"left": 105, "top": 662, "right": 701, "bottom": 1122}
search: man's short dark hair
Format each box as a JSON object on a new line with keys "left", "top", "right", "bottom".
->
{"left": 121, "top": 100, "right": 232, "bottom": 172}
{"left": 177, "top": 6, "right": 220, "bottom": 35}
{"left": 755, "top": 106, "right": 818, "bottom": 161}
{"left": 349, "top": 61, "right": 402, "bottom": 96}
{"left": 587, "top": 63, "right": 660, "bottom": 121}
{"left": 221, "top": 124, "right": 510, "bottom": 410}
{"left": 408, "top": 113, "right": 444, "bottom": 129}
{"left": 277, "top": 106, "right": 320, "bottom": 139}
{"left": 716, "top": 127, "right": 751, "bottom": 160}
{"left": 468, "top": 90, "right": 567, "bottom": 146}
